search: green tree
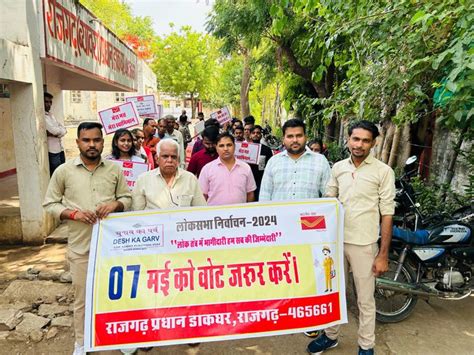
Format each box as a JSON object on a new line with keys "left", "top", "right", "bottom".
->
{"left": 210, "top": 0, "right": 473, "bottom": 183}
{"left": 152, "top": 27, "right": 220, "bottom": 118}
{"left": 207, "top": 55, "right": 243, "bottom": 112}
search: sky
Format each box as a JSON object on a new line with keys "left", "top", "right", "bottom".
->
{"left": 126, "top": 0, "right": 215, "bottom": 37}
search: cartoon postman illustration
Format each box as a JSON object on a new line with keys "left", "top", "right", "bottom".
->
{"left": 322, "top": 246, "right": 335, "bottom": 292}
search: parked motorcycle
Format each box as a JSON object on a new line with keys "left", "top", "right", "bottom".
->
{"left": 375, "top": 156, "right": 473, "bottom": 323}
{"left": 261, "top": 124, "right": 282, "bottom": 151}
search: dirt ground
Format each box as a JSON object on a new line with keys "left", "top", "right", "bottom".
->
{"left": 0, "top": 243, "right": 473, "bottom": 355}
{"left": 1, "top": 128, "right": 473, "bottom": 354}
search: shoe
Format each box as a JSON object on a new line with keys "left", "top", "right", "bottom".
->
{"left": 358, "top": 347, "right": 374, "bottom": 355}
{"left": 72, "top": 343, "right": 85, "bottom": 355}
{"left": 120, "top": 348, "right": 138, "bottom": 354}
{"left": 307, "top": 333, "right": 338, "bottom": 354}
{"left": 304, "top": 329, "right": 322, "bottom": 338}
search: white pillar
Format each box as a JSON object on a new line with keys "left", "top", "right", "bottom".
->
{"left": 5, "top": 0, "right": 55, "bottom": 244}
{"left": 10, "top": 82, "right": 54, "bottom": 244}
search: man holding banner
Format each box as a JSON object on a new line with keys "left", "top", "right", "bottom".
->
{"left": 132, "top": 139, "right": 207, "bottom": 210}
{"left": 307, "top": 120, "right": 395, "bottom": 355}
{"left": 43, "top": 122, "right": 132, "bottom": 355}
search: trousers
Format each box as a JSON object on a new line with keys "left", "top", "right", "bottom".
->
{"left": 48, "top": 151, "right": 65, "bottom": 176}
{"left": 325, "top": 243, "right": 378, "bottom": 350}
{"left": 68, "top": 249, "right": 89, "bottom": 346}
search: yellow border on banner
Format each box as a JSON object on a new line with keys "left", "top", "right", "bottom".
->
{"left": 91, "top": 198, "right": 342, "bottom": 347}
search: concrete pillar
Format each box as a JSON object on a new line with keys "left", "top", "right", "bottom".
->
{"left": 9, "top": 82, "right": 54, "bottom": 244}
{"left": 6, "top": 0, "right": 55, "bottom": 244}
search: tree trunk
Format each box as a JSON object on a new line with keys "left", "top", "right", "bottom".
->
{"left": 240, "top": 51, "right": 251, "bottom": 118}
{"left": 375, "top": 124, "right": 385, "bottom": 160}
{"left": 381, "top": 121, "right": 395, "bottom": 164}
{"left": 190, "top": 93, "right": 195, "bottom": 120}
{"left": 388, "top": 125, "right": 401, "bottom": 168}
{"left": 444, "top": 125, "right": 468, "bottom": 188}
{"left": 274, "top": 82, "right": 280, "bottom": 128}
{"left": 324, "top": 113, "right": 337, "bottom": 142}
{"left": 277, "top": 40, "right": 327, "bottom": 98}
{"left": 338, "top": 118, "right": 345, "bottom": 146}
{"left": 396, "top": 123, "right": 412, "bottom": 168}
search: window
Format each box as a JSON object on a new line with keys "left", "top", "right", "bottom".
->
{"left": 71, "top": 91, "right": 82, "bottom": 103}
{"left": 115, "top": 92, "right": 125, "bottom": 103}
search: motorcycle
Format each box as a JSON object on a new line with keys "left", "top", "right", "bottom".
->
{"left": 261, "top": 124, "right": 282, "bottom": 151}
{"left": 375, "top": 156, "right": 473, "bottom": 323}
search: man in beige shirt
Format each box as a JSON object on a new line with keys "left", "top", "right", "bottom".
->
{"left": 132, "top": 139, "right": 207, "bottom": 210}
{"left": 43, "top": 122, "right": 131, "bottom": 355}
{"left": 307, "top": 120, "right": 395, "bottom": 355}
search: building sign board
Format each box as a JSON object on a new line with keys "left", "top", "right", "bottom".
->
{"left": 42, "top": 0, "right": 138, "bottom": 91}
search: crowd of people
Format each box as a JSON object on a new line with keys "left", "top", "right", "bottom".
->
{"left": 43, "top": 92, "right": 395, "bottom": 355}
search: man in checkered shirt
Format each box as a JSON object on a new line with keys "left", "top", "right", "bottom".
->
{"left": 259, "top": 118, "right": 331, "bottom": 201}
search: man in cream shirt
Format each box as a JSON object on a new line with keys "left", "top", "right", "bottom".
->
{"left": 132, "top": 139, "right": 207, "bottom": 210}
{"left": 307, "top": 120, "right": 395, "bottom": 355}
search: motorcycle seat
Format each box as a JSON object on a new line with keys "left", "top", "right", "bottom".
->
{"left": 392, "top": 226, "right": 430, "bottom": 244}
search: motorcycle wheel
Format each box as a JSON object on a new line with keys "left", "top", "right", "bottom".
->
{"left": 375, "top": 257, "right": 418, "bottom": 323}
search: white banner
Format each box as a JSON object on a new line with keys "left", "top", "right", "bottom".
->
{"left": 193, "top": 120, "right": 205, "bottom": 137}
{"left": 84, "top": 199, "right": 347, "bottom": 352}
{"left": 126, "top": 95, "right": 157, "bottom": 117}
{"left": 98, "top": 102, "right": 140, "bottom": 135}
{"left": 235, "top": 142, "right": 262, "bottom": 164}
{"left": 109, "top": 160, "right": 149, "bottom": 190}
{"left": 210, "top": 107, "right": 232, "bottom": 125}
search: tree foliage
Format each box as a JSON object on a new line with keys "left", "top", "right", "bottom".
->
{"left": 152, "top": 27, "right": 220, "bottom": 116}
{"left": 210, "top": 0, "right": 472, "bottom": 129}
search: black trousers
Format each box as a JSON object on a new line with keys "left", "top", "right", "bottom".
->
{"left": 48, "top": 151, "right": 65, "bottom": 176}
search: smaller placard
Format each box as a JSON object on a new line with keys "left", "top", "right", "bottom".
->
{"left": 210, "top": 107, "right": 232, "bottom": 125}
{"left": 193, "top": 120, "right": 205, "bottom": 137}
{"left": 109, "top": 160, "right": 149, "bottom": 190}
{"left": 235, "top": 141, "right": 262, "bottom": 164}
{"left": 98, "top": 102, "right": 140, "bottom": 135}
{"left": 126, "top": 95, "right": 157, "bottom": 117}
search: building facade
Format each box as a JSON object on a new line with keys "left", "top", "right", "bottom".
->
{"left": 0, "top": 0, "right": 142, "bottom": 244}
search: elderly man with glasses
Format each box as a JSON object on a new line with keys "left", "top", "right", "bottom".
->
{"left": 132, "top": 138, "right": 207, "bottom": 210}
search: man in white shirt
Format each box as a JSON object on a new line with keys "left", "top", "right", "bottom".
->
{"left": 44, "top": 92, "right": 67, "bottom": 176}
{"left": 132, "top": 139, "right": 207, "bottom": 210}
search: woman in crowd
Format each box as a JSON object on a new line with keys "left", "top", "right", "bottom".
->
{"left": 308, "top": 138, "right": 324, "bottom": 154}
{"left": 131, "top": 128, "right": 154, "bottom": 169}
{"left": 106, "top": 129, "right": 145, "bottom": 163}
